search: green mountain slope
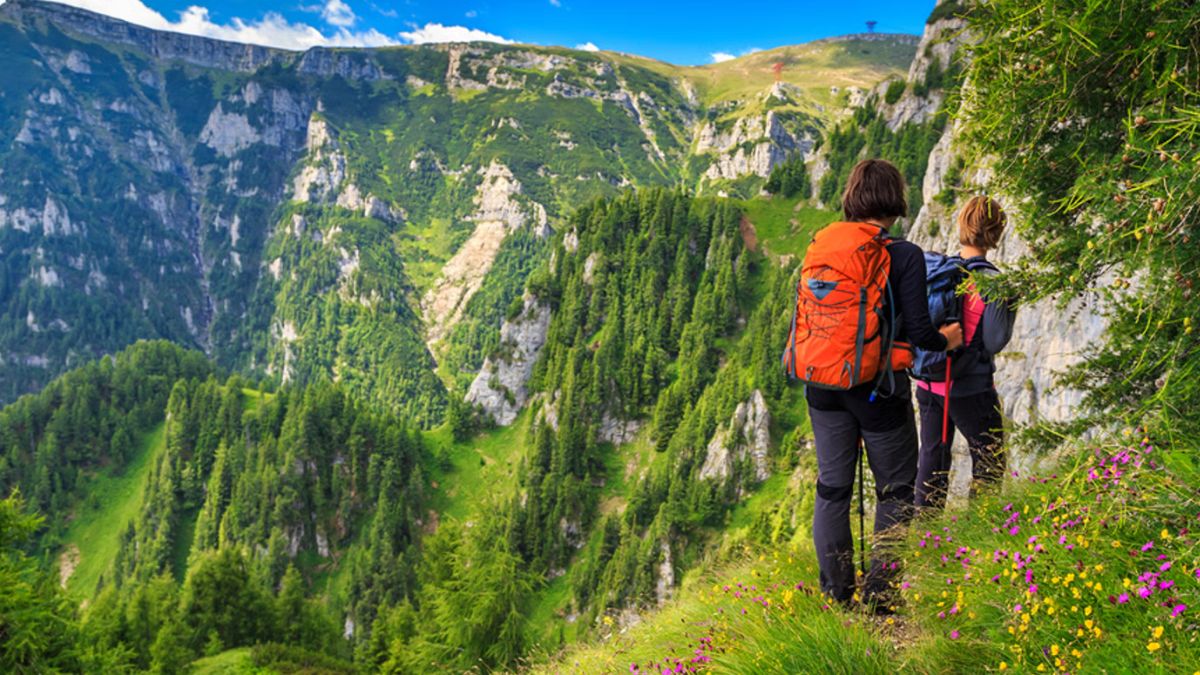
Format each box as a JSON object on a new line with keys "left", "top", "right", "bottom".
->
{"left": 0, "top": 0, "right": 913, "bottom": 424}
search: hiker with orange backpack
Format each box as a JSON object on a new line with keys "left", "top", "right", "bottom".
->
{"left": 913, "top": 196, "right": 1016, "bottom": 510}
{"left": 783, "top": 159, "right": 962, "bottom": 611}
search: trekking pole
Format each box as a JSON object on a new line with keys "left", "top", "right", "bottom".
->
{"left": 858, "top": 437, "right": 867, "bottom": 577}
{"left": 942, "top": 355, "right": 953, "bottom": 447}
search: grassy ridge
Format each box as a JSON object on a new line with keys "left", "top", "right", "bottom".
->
{"left": 60, "top": 423, "right": 165, "bottom": 598}
{"left": 611, "top": 37, "right": 916, "bottom": 114}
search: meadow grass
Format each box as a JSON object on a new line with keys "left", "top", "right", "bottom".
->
{"left": 189, "top": 647, "right": 254, "bottom": 674}
{"left": 61, "top": 423, "right": 165, "bottom": 598}
{"left": 738, "top": 196, "right": 836, "bottom": 260}
{"left": 424, "top": 410, "right": 531, "bottom": 521}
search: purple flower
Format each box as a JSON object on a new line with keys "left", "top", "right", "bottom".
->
{"left": 949, "top": 630, "right": 961, "bottom": 640}
{"left": 1172, "top": 604, "right": 1187, "bottom": 618}
{"left": 1142, "top": 541, "right": 1155, "bottom": 552}
{"left": 1117, "top": 593, "right": 1130, "bottom": 604}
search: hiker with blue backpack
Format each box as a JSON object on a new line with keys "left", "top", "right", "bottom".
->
{"left": 783, "top": 159, "right": 963, "bottom": 612}
{"left": 912, "top": 196, "right": 1017, "bottom": 510}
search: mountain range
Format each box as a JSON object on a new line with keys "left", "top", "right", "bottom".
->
{"left": 0, "top": 0, "right": 916, "bottom": 425}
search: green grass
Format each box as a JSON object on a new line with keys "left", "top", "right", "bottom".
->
{"left": 609, "top": 37, "right": 915, "bottom": 118}
{"left": 60, "top": 423, "right": 166, "bottom": 598}
{"left": 424, "top": 411, "right": 532, "bottom": 521}
{"left": 739, "top": 196, "right": 837, "bottom": 259}
{"left": 190, "top": 647, "right": 256, "bottom": 674}
{"left": 62, "top": 390, "right": 269, "bottom": 597}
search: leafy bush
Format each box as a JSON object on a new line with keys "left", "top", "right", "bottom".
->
{"left": 884, "top": 78, "right": 907, "bottom": 105}
{"left": 961, "top": 0, "right": 1200, "bottom": 441}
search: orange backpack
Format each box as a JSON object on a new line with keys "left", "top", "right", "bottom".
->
{"left": 782, "top": 222, "right": 909, "bottom": 392}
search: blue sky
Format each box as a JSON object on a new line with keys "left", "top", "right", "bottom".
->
{"left": 12, "top": 0, "right": 935, "bottom": 64}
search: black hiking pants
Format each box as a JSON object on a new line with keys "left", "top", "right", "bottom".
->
{"left": 914, "top": 387, "right": 1005, "bottom": 510}
{"left": 807, "top": 376, "right": 918, "bottom": 604}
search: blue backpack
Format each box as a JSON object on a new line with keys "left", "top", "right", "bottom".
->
{"left": 911, "top": 253, "right": 996, "bottom": 382}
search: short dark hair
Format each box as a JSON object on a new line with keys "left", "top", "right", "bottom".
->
{"left": 841, "top": 159, "right": 908, "bottom": 222}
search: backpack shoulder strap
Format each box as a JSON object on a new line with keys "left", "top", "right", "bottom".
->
{"left": 964, "top": 258, "right": 999, "bottom": 273}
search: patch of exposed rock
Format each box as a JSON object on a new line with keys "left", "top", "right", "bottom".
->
{"left": 422, "top": 161, "right": 549, "bottom": 349}
{"left": 698, "top": 390, "right": 772, "bottom": 489}
{"left": 597, "top": 413, "right": 641, "bottom": 445}
{"left": 199, "top": 103, "right": 260, "bottom": 157}
{"left": 695, "top": 112, "right": 812, "bottom": 181}
{"left": 465, "top": 294, "right": 551, "bottom": 425}
{"left": 290, "top": 115, "right": 399, "bottom": 222}
{"left": 654, "top": 541, "right": 674, "bottom": 606}
{"left": 875, "top": 10, "right": 969, "bottom": 130}
{"left": 58, "top": 543, "right": 80, "bottom": 589}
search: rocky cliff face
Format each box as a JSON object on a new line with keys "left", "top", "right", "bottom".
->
{"left": 422, "top": 162, "right": 549, "bottom": 350}
{"left": 698, "top": 390, "right": 772, "bottom": 494}
{"left": 465, "top": 294, "right": 552, "bottom": 425}
{"left": 874, "top": 14, "right": 968, "bottom": 130}
{"left": 695, "top": 111, "right": 815, "bottom": 182}
{"left": 0, "top": 0, "right": 287, "bottom": 72}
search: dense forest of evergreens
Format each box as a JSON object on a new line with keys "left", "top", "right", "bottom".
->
{"left": 0, "top": 186, "right": 809, "bottom": 672}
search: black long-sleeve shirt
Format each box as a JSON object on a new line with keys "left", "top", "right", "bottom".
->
{"left": 884, "top": 238, "right": 950, "bottom": 352}
{"left": 806, "top": 233, "right": 945, "bottom": 424}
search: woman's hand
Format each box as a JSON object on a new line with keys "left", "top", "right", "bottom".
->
{"left": 940, "top": 322, "right": 964, "bottom": 351}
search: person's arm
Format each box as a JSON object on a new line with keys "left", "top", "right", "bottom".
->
{"left": 892, "top": 243, "right": 950, "bottom": 352}
{"left": 980, "top": 297, "right": 1016, "bottom": 355}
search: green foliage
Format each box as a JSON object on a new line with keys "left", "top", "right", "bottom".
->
{"left": 0, "top": 491, "right": 84, "bottom": 672}
{"left": 961, "top": 0, "right": 1200, "bottom": 441}
{"left": 179, "top": 548, "right": 275, "bottom": 651}
{"left": 250, "top": 643, "right": 356, "bottom": 674}
{"left": 817, "top": 105, "right": 942, "bottom": 222}
{"left": 884, "top": 78, "right": 907, "bottom": 105}
{"left": 0, "top": 341, "right": 212, "bottom": 520}
{"left": 763, "top": 154, "right": 811, "bottom": 199}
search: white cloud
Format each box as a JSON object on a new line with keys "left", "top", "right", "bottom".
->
{"left": 549, "top": 0, "right": 562, "bottom": 6}
{"left": 15, "top": 0, "right": 396, "bottom": 50}
{"left": 575, "top": 42, "right": 599, "bottom": 52}
{"left": 465, "top": 10, "right": 478, "bottom": 18}
{"left": 398, "top": 22, "right": 513, "bottom": 45}
{"left": 320, "top": 0, "right": 357, "bottom": 28}
{"left": 710, "top": 47, "right": 763, "bottom": 64}
{"left": 371, "top": 4, "right": 399, "bottom": 19}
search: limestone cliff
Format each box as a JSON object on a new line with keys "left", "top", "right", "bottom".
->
{"left": 466, "top": 294, "right": 552, "bottom": 425}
